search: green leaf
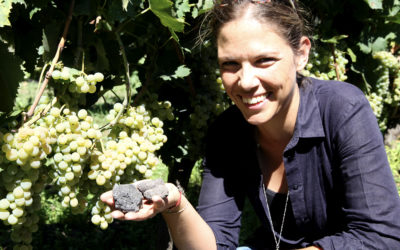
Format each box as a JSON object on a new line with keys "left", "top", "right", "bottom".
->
{"left": 358, "top": 42, "right": 372, "bottom": 54}
{"left": 122, "top": 0, "right": 131, "bottom": 11}
{"left": 169, "top": 28, "right": 180, "bottom": 43}
{"left": 29, "top": 7, "right": 41, "bottom": 19}
{"left": 0, "top": 43, "right": 24, "bottom": 112}
{"left": 347, "top": 48, "right": 357, "bottom": 62}
{"left": 174, "top": 65, "right": 191, "bottom": 78}
{"left": 371, "top": 37, "right": 389, "bottom": 52}
{"left": 320, "top": 35, "right": 348, "bottom": 44}
{"left": 149, "top": 0, "right": 185, "bottom": 32}
{"left": 176, "top": 0, "right": 190, "bottom": 19}
{"left": 0, "top": 0, "right": 13, "bottom": 27}
{"left": 364, "top": 0, "right": 383, "bottom": 9}
{"left": 160, "top": 75, "right": 172, "bottom": 81}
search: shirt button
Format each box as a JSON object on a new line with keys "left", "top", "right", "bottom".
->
{"left": 293, "top": 184, "right": 299, "bottom": 190}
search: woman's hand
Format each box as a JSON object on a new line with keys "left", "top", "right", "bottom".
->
{"left": 100, "top": 182, "right": 181, "bottom": 221}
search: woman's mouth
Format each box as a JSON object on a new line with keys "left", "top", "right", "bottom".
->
{"left": 241, "top": 93, "right": 271, "bottom": 106}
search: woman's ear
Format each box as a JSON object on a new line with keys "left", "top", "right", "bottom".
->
{"left": 296, "top": 36, "right": 311, "bottom": 71}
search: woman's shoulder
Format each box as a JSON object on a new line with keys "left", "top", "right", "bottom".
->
{"left": 305, "top": 77, "right": 368, "bottom": 108}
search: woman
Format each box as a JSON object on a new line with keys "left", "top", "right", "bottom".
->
{"left": 101, "top": 0, "right": 400, "bottom": 249}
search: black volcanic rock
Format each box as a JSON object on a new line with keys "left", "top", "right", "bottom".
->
{"left": 112, "top": 179, "right": 169, "bottom": 213}
{"left": 113, "top": 184, "right": 143, "bottom": 213}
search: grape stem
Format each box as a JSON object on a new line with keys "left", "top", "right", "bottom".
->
{"left": 173, "top": 40, "right": 196, "bottom": 97}
{"left": 330, "top": 44, "right": 341, "bottom": 81}
{"left": 24, "top": 97, "right": 58, "bottom": 127}
{"left": 100, "top": 31, "right": 130, "bottom": 130}
{"left": 25, "top": 0, "right": 76, "bottom": 122}
{"left": 37, "top": 63, "right": 50, "bottom": 92}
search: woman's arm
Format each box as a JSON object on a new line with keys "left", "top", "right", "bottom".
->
{"left": 312, "top": 92, "right": 400, "bottom": 249}
{"left": 161, "top": 184, "right": 217, "bottom": 250}
{"left": 100, "top": 183, "right": 217, "bottom": 250}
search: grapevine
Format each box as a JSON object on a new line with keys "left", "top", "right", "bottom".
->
{"left": 302, "top": 46, "right": 349, "bottom": 81}
{"left": 366, "top": 51, "right": 400, "bottom": 131}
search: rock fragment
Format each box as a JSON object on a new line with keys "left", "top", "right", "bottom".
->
{"left": 113, "top": 184, "right": 143, "bottom": 213}
{"left": 112, "top": 179, "right": 169, "bottom": 213}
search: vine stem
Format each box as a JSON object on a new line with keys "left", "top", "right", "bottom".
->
{"left": 24, "top": 97, "right": 58, "bottom": 127}
{"left": 100, "top": 31, "right": 131, "bottom": 130}
{"left": 37, "top": 63, "right": 50, "bottom": 92}
{"left": 173, "top": 40, "right": 196, "bottom": 96}
{"left": 25, "top": 0, "right": 75, "bottom": 121}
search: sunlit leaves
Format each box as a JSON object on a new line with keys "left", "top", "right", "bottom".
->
{"left": 149, "top": 0, "right": 184, "bottom": 32}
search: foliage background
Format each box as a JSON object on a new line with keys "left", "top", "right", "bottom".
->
{"left": 0, "top": 0, "right": 400, "bottom": 249}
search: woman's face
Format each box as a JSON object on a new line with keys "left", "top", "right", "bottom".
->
{"left": 217, "top": 14, "right": 310, "bottom": 126}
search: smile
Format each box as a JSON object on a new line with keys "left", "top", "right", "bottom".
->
{"left": 242, "top": 93, "right": 270, "bottom": 105}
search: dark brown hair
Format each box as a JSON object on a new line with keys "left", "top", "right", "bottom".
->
{"left": 199, "top": 0, "right": 311, "bottom": 54}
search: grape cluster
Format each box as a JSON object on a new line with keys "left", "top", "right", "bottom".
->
{"left": 367, "top": 51, "right": 400, "bottom": 131}
{"left": 0, "top": 141, "right": 47, "bottom": 250}
{"left": 44, "top": 107, "right": 102, "bottom": 212}
{"left": 85, "top": 103, "right": 166, "bottom": 228}
{"left": 186, "top": 75, "right": 230, "bottom": 160}
{"left": 0, "top": 65, "right": 171, "bottom": 248}
{"left": 90, "top": 200, "right": 113, "bottom": 230}
{"left": 52, "top": 67, "right": 104, "bottom": 94}
{"left": 141, "top": 92, "right": 175, "bottom": 122}
{"left": 302, "top": 47, "right": 348, "bottom": 81}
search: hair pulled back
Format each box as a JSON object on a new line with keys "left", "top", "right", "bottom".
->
{"left": 200, "top": 0, "right": 311, "bottom": 53}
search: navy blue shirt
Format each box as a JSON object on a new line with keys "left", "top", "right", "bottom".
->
{"left": 197, "top": 77, "right": 400, "bottom": 249}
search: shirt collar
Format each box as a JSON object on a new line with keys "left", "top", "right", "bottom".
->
{"left": 286, "top": 79, "right": 325, "bottom": 150}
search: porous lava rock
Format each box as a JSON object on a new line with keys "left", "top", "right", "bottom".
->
{"left": 112, "top": 179, "right": 169, "bottom": 213}
{"left": 113, "top": 184, "right": 143, "bottom": 213}
{"left": 136, "top": 179, "right": 169, "bottom": 200}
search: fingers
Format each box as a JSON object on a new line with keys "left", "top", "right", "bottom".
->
{"left": 100, "top": 184, "right": 175, "bottom": 221}
{"left": 100, "top": 191, "right": 114, "bottom": 206}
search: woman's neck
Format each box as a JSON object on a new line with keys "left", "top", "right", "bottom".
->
{"left": 256, "top": 85, "right": 300, "bottom": 150}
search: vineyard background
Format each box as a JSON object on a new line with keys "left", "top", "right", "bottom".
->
{"left": 0, "top": 0, "right": 400, "bottom": 249}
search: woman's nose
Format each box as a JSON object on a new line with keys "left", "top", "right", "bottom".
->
{"left": 238, "top": 65, "right": 259, "bottom": 90}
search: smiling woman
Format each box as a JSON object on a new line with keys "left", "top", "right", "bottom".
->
{"left": 100, "top": 1, "right": 400, "bottom": 249}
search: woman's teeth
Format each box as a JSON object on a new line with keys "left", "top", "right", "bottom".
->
{"left": 242, "top": 94, "right": 267, "bottom": 105}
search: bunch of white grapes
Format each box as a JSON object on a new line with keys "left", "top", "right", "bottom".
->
{"left": 0, "top": 125, "right": 52, "bottom": 242}
{"left": 93, "top": 103, "right": 166, "bottom": 185}
{"left": 187, "top": 76, "right": 229, "bottom": 160}
{"left": 302, "top": 48, "right": 349, "bottom": 81}
{"left": 51, "top": 67, "right": 104, "bottom": 94}
{"left": 90, "top": 200, "right": 113, "bottom": 230}
{"left": 44, "top": 107, "right": 102, "bottom": 211}
{"left": 0, "top": 163, "right": 45, "bottom": 250}
{"left": 372, "top": 51, "right": 400, "bottom": 103}
{"left": 1, "top": 126, "right": 53, "bottom": 171}
{"left": 86, "top": 103, "right": 167, "bottom": 229}
{"left": 367, "top": 51, "right": 400, "bottom": 131}
{"left": 373, "top": 51, "right": 400, "bottom": 73}
{"left": 140, "top": 92, "right": 175, "bottom": 122}
{"left": 0, "top": 86, "right": 171, "bottom": 249}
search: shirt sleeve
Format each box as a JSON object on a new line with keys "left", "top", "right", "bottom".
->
{"left": 313, "top": 93, "right": 400, "bottom": 249}
{"left": 196, "top": 160, "right": 245, "bottom": 250}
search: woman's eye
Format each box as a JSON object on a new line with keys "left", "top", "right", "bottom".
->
{"left": 221, "top": 61, "right": 238, "bottom": 67}
{"left": 220, "top": 61, "right": 239, "bottom": 71}
{"left": 257, "top": 58, "right": 274, "bottom": 64}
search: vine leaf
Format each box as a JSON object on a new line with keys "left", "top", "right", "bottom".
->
{"left": 121, "top": 0, "right": 131, "bottom": 11}
{"left": 149, "top": 0, "right": 185, "bottom": 33}
{"left": 174, "top": 65, "right": 191, "bottom": 78}
{"left": 321, "top": 35, "right": 348, "bottom": 44}
{"left": 364, "top": 0, "right": 383, "bottom": 9}
{"left": 160, "top": 65, "right": 191, "bottom": 81}
{"left": 0, "top": 43, "right": 24, "bottom": 112}
{"left": 0, "top": 0, "right": 26, "bottom": 27}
